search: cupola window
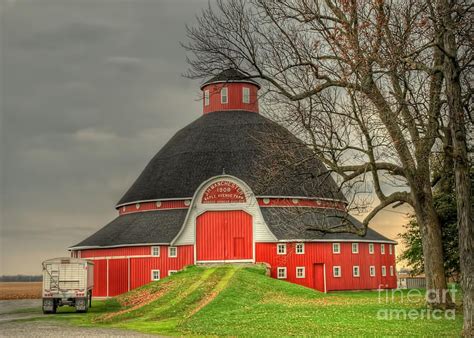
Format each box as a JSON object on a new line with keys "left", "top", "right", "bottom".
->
{"left": 204, "top": 90, "right": 210, "bottom": 106}
{"left": 242, "top": 87, "right": 250, "bottom": 103}
{"left": 221, "top": 87, "right": 228, "bottom": 104}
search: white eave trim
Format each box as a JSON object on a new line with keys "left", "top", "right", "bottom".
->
{"left": 277, "top": 239, "right": 398, "bottom": 244}
{"left": 257, "top": 196, "right": 348, "bottom": 205}
{"left": 200, "top": 79, "right": 261, "bottom": 90}
{"left": 68, "top": 242, "right": 170, "bottom": 251}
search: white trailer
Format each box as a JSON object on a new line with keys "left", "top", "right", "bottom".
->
{"left": 42, "top": 257, "right": 94, "bottom": 314}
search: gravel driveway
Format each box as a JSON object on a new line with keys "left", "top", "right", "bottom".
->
{"left": 0, "top": 299, "right": 160, "bottom": 337}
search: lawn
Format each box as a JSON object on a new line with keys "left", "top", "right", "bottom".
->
{"left": 25, "top": 265, "right": 463, "bottom": 336}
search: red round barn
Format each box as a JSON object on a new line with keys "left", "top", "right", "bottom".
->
{"left": 70, "top": 69, "right": 397, "bottom": 297}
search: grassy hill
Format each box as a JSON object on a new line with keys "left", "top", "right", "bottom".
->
{"left": 57, "top": 265, "right": 461, "bottom": 336}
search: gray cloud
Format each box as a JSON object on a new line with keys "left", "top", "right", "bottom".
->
{"left": 1, "top": 0, "right": 207, "bottom": 274}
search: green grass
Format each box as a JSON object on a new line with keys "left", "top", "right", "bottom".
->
{"left": 22, "top": 265, "right": 463, "bottom": 336}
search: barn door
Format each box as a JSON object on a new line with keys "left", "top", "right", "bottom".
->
{"left": 313, "top": 263, "right": 326, "bottom": 292}
{"left": 196, "top": 211, "right": 253, "bottom": 262}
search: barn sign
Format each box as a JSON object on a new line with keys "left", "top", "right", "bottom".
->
{"left": 202, "top": 180, "right": 246, "bottom": 203}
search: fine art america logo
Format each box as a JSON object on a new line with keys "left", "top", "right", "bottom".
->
{"left": 202, "top": 180, "right": 246, "bottom": 203}
{"left": 377, "top": 286, "right": 457, "bottom": 320}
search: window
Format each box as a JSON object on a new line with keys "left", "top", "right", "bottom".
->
{"left": 389, "top": 244, "right": 393, "bottom": 255}
{"left": 168, "top": 270, "right": 178, "bottom": 276}
{"left": 370, "top": 266, "right": 376, "bottom": 277}
{"left": 151, "top": 270, "right": 160, "bottom": 281}
{"left": 277, "top": 267, "right": 287, "bottom": 279}
{"left": 353, "top": 266, "right": 360, "bottom": 277}
{"left": 390, "top": 266, "right": 394, "bottom": 276}
{"left": 168, "top": 246, "right": 177, "bottom": 258}
{"left": 332, "top": 243, "right": 341, "bottom": 254}
{"left": 221, "top": 87, "right": 228, "bottom": 104}
{"left": 277, "top": 244, "right": 287, "bottom": 255}
{"left": 382, "top": 266, "right": 387, "bottom": 276}
{"left": 296, "top": 267, "right": 305, "bottom": 278}
{"left": 296, "top": 243, "right": 305, "bottom": 254}
{"left": 204, "top": 90, "right": 210, "bottom": 106}
{"left": 352, "top": 243, "right": 359, "bottom": 254}
{"left": 333, "top": 266, "right": 341, "bottom": 277}
{"left": 151, "top": 246, "right": 160, "bottom": 257}
{"left": 369, "top": 243, "right": 374, "bottom": 254}
{"left": 242, "top": 87, "right": 250, "bottom": 103}
{"left": 381, "top": 244, "right": 385, "bottom": 254}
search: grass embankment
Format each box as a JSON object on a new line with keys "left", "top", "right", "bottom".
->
{"left": 39, "top": 265, "right": 462, "bottom": 336}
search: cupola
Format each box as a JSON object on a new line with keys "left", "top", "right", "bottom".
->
{"left": 200, "top": 69, "right": 260, "bottom": 114}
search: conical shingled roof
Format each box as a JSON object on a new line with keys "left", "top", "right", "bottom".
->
{"left": 200, "top": 69, "right": 261, "bottom": 89}
{"left": 117, "top": 111, "right": 346, "bottom": 206}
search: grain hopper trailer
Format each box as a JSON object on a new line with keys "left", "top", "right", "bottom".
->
{"left": 42, "top": 257, "right": 94, "bottom": 314}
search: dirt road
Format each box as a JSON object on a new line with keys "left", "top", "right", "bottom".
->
{"left": 0, "top": 299, "right": 159, "bottom": 337}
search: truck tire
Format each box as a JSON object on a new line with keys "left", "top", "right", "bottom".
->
{"left": 42, "top": 299, "right": 56, "bottom": 314}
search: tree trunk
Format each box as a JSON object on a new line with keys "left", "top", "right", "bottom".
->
{"left": 412, "top": 189, "right": 453, "bottom": 308}
{"left": 438, "top": 0, "right": 474, "bottom": 334}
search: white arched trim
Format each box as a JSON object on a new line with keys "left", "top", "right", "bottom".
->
{"left": 170, "top": 175, "right": 278, "bottom": 247}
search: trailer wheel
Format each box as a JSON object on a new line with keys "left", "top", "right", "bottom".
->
{"left": 75, "top": 298, "right": 88, "bottom": 313}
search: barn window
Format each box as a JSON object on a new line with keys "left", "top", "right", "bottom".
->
{"left": 204, "top": 90, "right": 210, "bottom": 106}
{"left": 390, "top": 266, "right": 394, "bottom": 276}
{"left": 277, "top": 267, "right": 287, "bottom": 279}
{"left": 369, "top": 243, "right": 374, "bottom": 254}
{"left": 221, "top": 87, "right": 228, "bottom": 104}
{"left": 151, "top": 270, "right": 160, "bottom": 281}
{"left": 242, "top": 87, "right": 250, "bottom": 103}
{"left": 389, "top": 244, "right": 393, "bottom": 255}
{"left": 332, "top": 243, "right": 341, "bottom": 254}
{"left": 296, "top": 267, "right": 305, "bottom": 278}
{"left": 151, "top": 246, "right": 160, "bottom": 256}
{"left": 370, "top": 266, "right": 376, "bottom": 277}
{"left": 277, "top": 244, "right": 287, "bottom": 255}
{"left": 353, "top": 266, "right": 360, "bottom": 277}
{"left": 381, "top": 244, "right": 385, "bottom": 254}
{"left": 168, "top": 270, "right": 177, "bottom": 276}
{"left": 296, "top": 243, "right": 305, "bottom": 254}
{"left": 168, "top": 246, "right": 177, "bottom": 258}
{"left": 352, "top": 243, "right": 359, "bottom": 254}
{"left": 333, "top": 266, "right": 341, "bottom": 277}
{"left": 382, "top": 266, "right": 387, "bottom": 276}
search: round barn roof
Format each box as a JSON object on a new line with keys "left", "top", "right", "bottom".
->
{"left": 117, "top": 110, "right": 346, "bottom": 206}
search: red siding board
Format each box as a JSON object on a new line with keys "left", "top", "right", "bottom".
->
{"left": 202, "top": 83, "right": 259, "bottom": 114}
{"left": 255, "top": 242, "right": 397, "bottom": 291}
{"left": 196, "top": 211, "right": 253, "bottom": 261}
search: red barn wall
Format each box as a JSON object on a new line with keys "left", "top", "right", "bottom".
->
{"left": 202, "top": 83, "right": 259, "bottom": 114}
{"left": 255, "top": 242, "right": 397, "bottom": 291}
{"left": 80, "top": 245, "right": 194, "bottom": 297}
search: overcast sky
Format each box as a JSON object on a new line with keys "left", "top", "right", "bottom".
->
{"left": 0, "top": 0, "right": 409, "bottom": 275}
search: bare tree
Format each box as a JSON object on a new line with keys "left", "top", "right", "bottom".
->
{"left": 184, "top": 0, "right": 472, "bottom": 316}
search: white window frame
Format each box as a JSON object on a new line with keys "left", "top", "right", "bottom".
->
{"left": 382, "top": 266, "right": 387, "bottom": 277}
{"left": 242, "top": 87, "right": 250, "bottom": 103}
{"left": 353, "top": 265, "right": 360, "bottom": 277}
{"left": 221, "top": 87, "right": 228, "bottom": 104}
{"left": 381, "top": 244, "right": 385, "bottom": 255}
{"left": 296, "top": 267, "right": 305, "bottom": 279}
{"left": 168, "top": 270, "right": 178, "bottom": 276}
{"left": 168, "top": 246, "right": 177, "bottom": 258}
{"left": 277, "top": 267, "right": 287, "bottom": 279}
{"left": 151, "top": 269, "right": 160, "bottom": 281}
{"left": 390, "top": 266, "right": 394, "bottom": 276}
{"left": 389, "top": 244, "right": 393, "bottom": 255}
{"left": 369, "top": 243, "right": 374, "bottom": 254}
{"left": 204, "top": 90, "right": 210, "bottom": 106}
{"left": 370, "top": 266, "right": 376, "bottom": 277}
{"left": 296, "top": 243, "right": 305, "bottom": 254}
{"left": 151, "top": 246, "right": 160, "bottom": 257}
{"left": 333, "top": 266, "right": 341, "bottom": 278}
{"left": 352, "top": 243, "right": 359, "bottom": 254}
{"left": 277, "top": 243, "right": 287, "bottom": 255}
{"left": 332, "top": 243, "right": 341, "bottom": 254}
